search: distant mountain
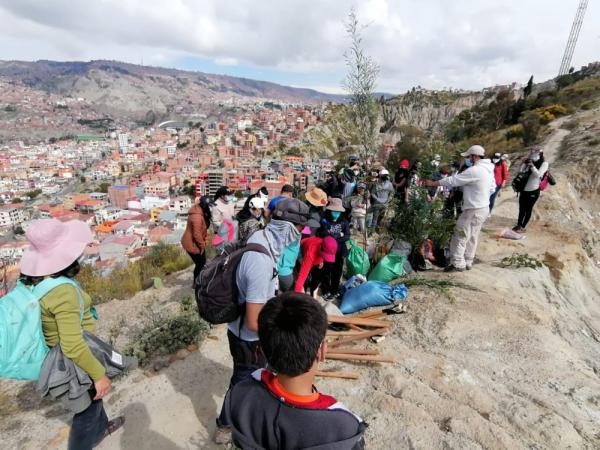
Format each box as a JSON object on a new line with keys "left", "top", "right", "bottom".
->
{"left": 0, "top": 59, "right": 346, "bottom": 118}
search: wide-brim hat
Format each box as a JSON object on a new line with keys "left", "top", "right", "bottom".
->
{"left": 305, "top": 187, "right": 328, "bottom": 207}
{"left": 20, "top": 219, "right": 93, "bottom": 277}
{"left": 326, "top": 197, "right": 345, "bottom": 212}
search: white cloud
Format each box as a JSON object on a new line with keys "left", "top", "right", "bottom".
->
{"left": 0, "top": 0, "right": 598, "bottom": 93}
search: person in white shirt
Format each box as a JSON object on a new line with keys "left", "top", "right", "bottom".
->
{"left": 424, "top": 145, "right": 495, "bottom": 272}
{"left": 513, "top": 147, "right": 548, "bottom": 233}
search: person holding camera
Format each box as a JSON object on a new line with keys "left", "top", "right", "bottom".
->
{"left": 513, "top": 147, "right": 549, "bottom": 233}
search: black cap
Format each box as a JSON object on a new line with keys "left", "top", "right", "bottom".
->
{"left": 272, "top": 198, "right": 310, "bottom": 226}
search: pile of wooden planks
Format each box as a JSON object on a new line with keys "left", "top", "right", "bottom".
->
{"left": 317, "top": 310, "right": 395, "bottom": 381}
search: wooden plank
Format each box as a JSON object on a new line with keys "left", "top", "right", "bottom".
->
{"left": 348, "top": 323, "right": 366, "bottom": 332}
{"left": 328, "top": 329, "right": 386, "bottom": 348}
{"left": 328, "top": 315, "right": 391, "bottom": 328}
{"left": 327, "top": 348, "right": 379, "bottom": 355}
{"left": 326, "top": 353, "right": 396, "bottom": 363}
{"left": 326, "top": 330, "right": 363, "bottom": 337}
{"left": 316, "top": 370, "right": 360, "bottom": 380}
{"left": 353, "top": 311, "right": 386, "bottom": 320}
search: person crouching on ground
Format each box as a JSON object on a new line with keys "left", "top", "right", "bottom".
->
{"left": 181, "top": 195, "right": 212, "bottom": 284}
{"left": 222, "top": 292, "right": 367, "bottom": 450}
{"left": 513, "top": 147, "right": 549, "bottom": 234}
{"left": 19, "top": 219, "right": 125, "bottom": 450}
{"left": 215, "top": 198, "right": 309, "bottom": 444}
{"left": 294, "top": 228, "right": 337, "bottom": 295}
{"left": 424, "top": 145, "right": 495, "bottom": 272}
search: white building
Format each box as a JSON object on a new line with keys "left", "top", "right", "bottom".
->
{"left": 0, "top": 206, "right": 25, "bottom": 228}
{"left": 169, "top": 196, "right": 192, "bottom": 213}
{"left": 118, "top": 133, "right": 129, "bottom": 151}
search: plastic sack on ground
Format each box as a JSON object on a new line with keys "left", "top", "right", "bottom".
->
{"left": 368, "top": 253, "right": 406, "bottom": 282}
{"left": 346, "top": 240, "right": 370, "bottom": 277}
{"left": 339, "top": 274, "right": 367, "bottom": 297}
{"left": 498, "top": 229, "right": 526, "bottom": 240}
{"left": 340, "top": 281, "right": 408, "bottom": 314}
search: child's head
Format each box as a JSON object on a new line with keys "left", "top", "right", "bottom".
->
{"left": 258, "top": 292, "right": 328, "bottom": 377}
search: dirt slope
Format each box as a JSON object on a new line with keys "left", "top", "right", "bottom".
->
{"left": 1, "top": 113, "right": 600, "bottom": 450}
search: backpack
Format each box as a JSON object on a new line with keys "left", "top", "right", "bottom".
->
{"left": 511, "top": 170, "right": 530, "bottom": 193}
{"left": 194, "top": 243, "right": 270, "bottom": 324}
{"left": 539, "top": 171, "right": 556, "bottom": 191}
{"left": 0, "top": 277, "right": 83, "bottom": 380}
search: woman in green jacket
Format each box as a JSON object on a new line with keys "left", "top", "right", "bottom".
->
{"left": 19, "top": 219, "right": 124, "bottom": 450}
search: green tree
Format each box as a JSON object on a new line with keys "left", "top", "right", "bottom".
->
{"left": 524, "top": 75, "right": 534, "bottom": 98}
{"left": 519, "top": 111, "right": 542, "bottom": 145}
{"left": 343, "top": 9, "right": 379, "bottom": 172}
{"left": 98, "top": 182, "right": 111, "bottom": 193}
{"left": 25, "top": 189, "right": 42, "bottom": 199}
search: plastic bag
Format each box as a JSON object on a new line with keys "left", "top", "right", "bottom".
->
{"left": 368, "top": 253, "right": 406, "bottom": 282}
{"left": 340, "top": 281, "right": 408, "bottom": 314}
{"left": 346, "top": 240, "right": 370, "bottom": 277}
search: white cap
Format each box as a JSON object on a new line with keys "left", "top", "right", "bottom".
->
{"left": 434, "top": 154, "right": 441, "bottom": 160}
{"left": 249, "top": 197, "right": 266, "bottom": 209}
{"left": 461, "top": 145, "right": 485, "bottom": 157}
{"left": 379, "top": 168, "right": 389, "bottom": 175}
{"left": 501, "top": 154, "right": 509, "bottom": 160}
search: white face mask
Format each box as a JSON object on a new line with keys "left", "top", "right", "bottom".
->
{"left": 531, "top": 155, "right": 540, "bottom": 162}
{"left": 492, "top": 158, "right": 500, "bottom": 164}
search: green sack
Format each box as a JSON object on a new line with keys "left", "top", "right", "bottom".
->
{"left": 368, "top": 253, "right": 406, "bottom": 282}
{"left": 346, "top": 240, "right": 370, "bottom": 277}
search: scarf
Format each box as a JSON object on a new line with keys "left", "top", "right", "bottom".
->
{"left": 263, "top": 219, "right": 301, "bottom": 261}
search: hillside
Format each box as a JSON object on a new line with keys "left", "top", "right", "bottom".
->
{"left": 1, "top": 108, "right": 599, "bottom": 449}
{"left": 0, "top": 59, "right": 345, "bottom": 140}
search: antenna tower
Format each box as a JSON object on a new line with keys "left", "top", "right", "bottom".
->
{"left": 558, "top": 0, "right": 589, "bottom": 76}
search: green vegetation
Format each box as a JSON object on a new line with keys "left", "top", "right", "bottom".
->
{"left": 500, "top": 253, "right": 543, "bottom": 269}
{"left": 77, "top": 243, "right": 193, "bottom": 304}
{"left": 98, "top": 182, "right": 111, "bottom": 193}
{"left": 25, "top": 189, "right": 42, "bottom": 199}
{"left": 126, "top": 295, "right": 209, "bottom": 366}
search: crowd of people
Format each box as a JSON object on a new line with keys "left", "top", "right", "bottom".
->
{"left": 8, "top": 144, "right": 552, "bottom": 450}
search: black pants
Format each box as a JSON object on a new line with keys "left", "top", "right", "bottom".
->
{"left": 218, "top": 330, "right": 266, "bottom": 427}
{"left": 187, "top": 251, "right": 206, "bottom": 283}
{"left": 68, "top": 398, "right": 108, "bottom": 450}
{"left": 518, "top": 189, "right": 540, "bottom": 228}
{"left": 317, "top": 254, "right": 344, "bottom": 296}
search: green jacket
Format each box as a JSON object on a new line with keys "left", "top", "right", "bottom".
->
{"left": 40, "top": 285, "right": 105, "bottom": 381}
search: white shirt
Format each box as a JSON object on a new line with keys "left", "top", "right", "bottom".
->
{"left": 521, "top": 162, "right": 549, "bottom": 192}
{"left": 439, "top": 159, "right": 496, "bottom": 210}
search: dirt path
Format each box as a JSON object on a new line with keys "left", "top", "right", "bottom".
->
{"left": 2, "top": 119, "right": 600, "bottom": 449}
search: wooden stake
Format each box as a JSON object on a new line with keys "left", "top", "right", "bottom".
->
{"left": 353, "top": 311, "right": 386, "bottom": 320}
{"left": 326, "top": 330, "right": 363, "bottom": 337}
{"left": 316, "top": 370, "right": 360, "bottom": 380}
{"left": 328, "top": 328, "right": 386, "bottom": 348}
{"left": 348, "top": 323, "right": 365, "bottom": 332}
{"left": 326, "top": 353, "right": 396, "bottom": 363}
{"left": 328, "top": 315, "right": 391, "bottom": 328}
{"left": 327, "top": 348, "right": 379, "bottom": 355}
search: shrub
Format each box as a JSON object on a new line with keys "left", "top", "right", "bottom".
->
{"left": 77, "top": 243, "right": 192, "bottom": 304}
{"left": 500, "top": 253, "right": 543, "bottom": 269}
{"left": 126, "top": 295, "right": 209, "bottom": 366}
{"left": 519, "top": 111, "right": 542, "bottom": 145}
{"left": 505, "top": 125, "right": 524, "bottom": 140}
{"left": 588, "top": 138, "right": 600, "bottom": 147}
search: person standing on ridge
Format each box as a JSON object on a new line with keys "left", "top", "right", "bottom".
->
{"left": 368, "top": 168, "right": 394, "bottom": 228}
{"left": 489, "top": 152, "right": 510, "bottom": 213}
{"left": 211, "top": 186, "right": 235, "bottom": 231}
{"left": 424, "top": 145, "right": 495, "bottom": 272}
{"left": 181, "top": 195, "right": 212, "bottom": 283}
{"left": 265, "top": 184, "right": 294, "bottom": 219}
{"left": 513, "top": 147, "right": 549, "bottom": 233}
{"left": 319, "top": 198, "right": 350, "bottom": 298}
{"left": 394, "top": 159, "right": 411, "bottom": 205}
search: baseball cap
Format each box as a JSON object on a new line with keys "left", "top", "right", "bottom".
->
{"left": 461, "top": 145, "right": 485, "bottom": 157}
{"left": 379, "top": 168, "right": 389, "bottom": 176}
{"left": 249, "top": 197, "right": 266, "bottom": 209}
{"left": 400, "top": 159, "right": 410, "bottom": 169}
{"left": 272, "top": 198, "right": 310, "bottom": 226}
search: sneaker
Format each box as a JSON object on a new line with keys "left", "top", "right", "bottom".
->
{"left": 466, "top": 265, "right": 472, "bottom": 271}
{"left": 214, "top": 426, "right": 232, "bottom": 445}
{"left": 95, "top": 416, "right": 125, "bottom": 447}
{"left": 444, "top": 265, "right": 465, "bottom": 273}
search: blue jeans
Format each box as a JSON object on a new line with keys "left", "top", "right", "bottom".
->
{"left": 68, "top": 398, "right": 108, "bottom": 450}
{"left": 489, "top": 185, "right": 502, "bottom": 212}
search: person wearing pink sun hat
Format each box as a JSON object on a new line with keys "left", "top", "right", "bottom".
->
{"left": 19, "top": 219, "right": 125, "bottom": 449}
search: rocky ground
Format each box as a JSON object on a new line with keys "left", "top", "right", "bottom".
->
{"left": 1, "top": 112, "right": 600, "bottom": 449}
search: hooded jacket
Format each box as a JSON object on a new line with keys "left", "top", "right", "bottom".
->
{"left": 223, "top": 369, "right": 366, "bottom": 450}
{"left": 181, "top": 205, "right": 208, "bottom": 254}
{"left": 493, "top": 160, "right": 510, "bottom": 187}
{"left": 211, "top": 198, "right": 235, "bottom": 230}
{"left": 439, "top": 159, "right": 496, "bottom": 210}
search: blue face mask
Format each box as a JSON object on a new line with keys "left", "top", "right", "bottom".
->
{"left": 465, "top": 158, "right": 473, "bottom": 167}
{"left": 331, "top": 211, "right": 341, "bottom": 221}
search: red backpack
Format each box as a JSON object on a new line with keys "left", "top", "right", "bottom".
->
{"left": 539, "top": 171, "right": 556, "bottom": 191}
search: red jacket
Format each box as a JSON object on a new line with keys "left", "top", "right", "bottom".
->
{"left": 181, "top": 205, "right": 208, "bottom": 254}
{"left": 494, "top": 161, "right": 509, "bottom": 187}
{"left": 294, "top": 237, "right": 324, "bottom": 293}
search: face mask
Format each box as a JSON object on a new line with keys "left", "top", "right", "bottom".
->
{"left": 431, "top": 161, "right": 439, "bottom": 167}
{"left": 465, "top": 158, "right": 473, "bottom": 167}
{"left": 531, "top": 155, "right": 540, "bottom": 162}
{"left": 331, "top": 211, "right": 341, "bottom": 220}
{"left": 492, "top": 158, "right": 500, "bottom": 164}
{"left": 353, "top": 169, "right": 360, "bottom": 176}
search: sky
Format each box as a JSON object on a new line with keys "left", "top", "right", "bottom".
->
{"left": 0, "top": 0, "right": 598, "bottom": 95}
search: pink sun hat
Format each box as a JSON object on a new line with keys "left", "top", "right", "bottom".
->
{"left": 20, "top": 219, "right": 93, "bottom": 276}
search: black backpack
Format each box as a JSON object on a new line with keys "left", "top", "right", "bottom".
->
{"left": 511, "top": 170, "right": 530, "bottom": 193}
{"left": 194, "top": 243, "right": 270, "bottom": 324}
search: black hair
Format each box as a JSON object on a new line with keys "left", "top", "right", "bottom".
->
{"left": 198, "top": 196, "right": 212, "bottom": 226}
{"left": 533, "top": 154, "right": 545, "bottom": 170}
{"left": 281, "top": 184, "right": 294, "bottom": 194}
{"left": 315, "top": 226, "right": 329, "bottom": 239}
{"left": 214, "top": 186, "right": 231, "bottom": 202}
{"left": 258, "top": 187, "right": 269, "bottom": 196}
{"left": 258, "top": 292, "right": 328, "bottom": 376}
{"left": 20, "top": 259, "right": 81, "bottom": 286}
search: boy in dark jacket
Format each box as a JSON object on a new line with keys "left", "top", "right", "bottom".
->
{"left": 222, "top": 292, "right": 366, "bottom": 450}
